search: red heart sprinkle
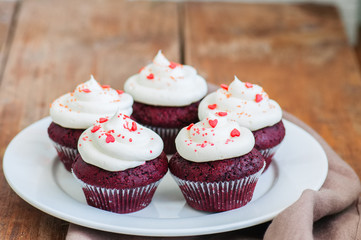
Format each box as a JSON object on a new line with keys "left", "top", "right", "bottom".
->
{"left": 116, "top": 89, "right": 124, "bottom": 94}
{"left": 220, "top": 84, "right": 228, "bottom": 91}
{"left": 105, "top": 134, "right": 115, "bottom": 143}
{"left": 169, "top": 62, "right": 178, "bottom": 69}
{"left": 99, "top": 118, "right": 108, "bottom": 123}
{"left": 208, "top": 119, "right": 218, "bottom": 128}
{"left": 230, "top": 128, "right": 240, "bottom": 137}
{"left": 147, "top": 73, "right": 154, "bottom": 79}
{"left": 131, "top": 122, "right": 137, "bottom": 131}
{"left": 217, "top": 112, "right": 227, "bottom": 117}
{"left": 245, "top": 82, "right": 253, "bottom": 88}
{"left": 255, "top": 94, "right": 263, "bottom": 103}
{"left": 102, "top": 85, "right": 110, "bottom": 88}
{"left": 82, "top": 88, "right": 91, "bottom": 93}
{"left": 208, "top": 104, "right": 217, "bottom": 110}
{"left": 186, "top": 123, "right": 194, "bottom": 130}
{"left": 91, "top": 125, "right": 101, "bottom": 133}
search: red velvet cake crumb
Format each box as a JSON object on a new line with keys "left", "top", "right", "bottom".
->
{"left": 169, "top": 148, "right": 265, "bottom": 182}
{"left": 47, "top": 122, "right": 84, "bottom": 148}
{"left": 72, "top": 152, "right": 168, "bottom": 189}
{"left": 253, "top": 120, "right": 285, "bottom": 150}
{"left": 131, "top": 101, "right": 200, "bottom": 128}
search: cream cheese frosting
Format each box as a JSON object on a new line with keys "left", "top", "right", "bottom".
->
{"left": 124, "top": 50, "right": 207, "bottom": 106}
{"left": 78, "top": 111, "right": 164, "bottom": 171}
{"left": 198, "top": 76, "right": 282, "bottom": 131}
{"left": 175, "top": 114, "right": 255, "bottom": 162}
{"left": 50, "top": 75, "right": 133, "bottom": 129}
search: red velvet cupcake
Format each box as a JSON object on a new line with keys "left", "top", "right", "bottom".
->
{"left": 169, "top": 115, "right": 265, "bottom": 212}
{"left": 198, "top": 76, "right": 285, "bottom": 172}
{"left": 48, "top": 75, "right": 133, "bottom": 171}
{"left": 72, "top": 112, "right": 167, "bottom": 214}
{"left": 124, "top": 51, "right": 207, "bottom": 154}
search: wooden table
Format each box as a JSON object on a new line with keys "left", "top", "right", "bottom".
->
{"left": 0, "top": 0, "right": 360, "bottom": 239}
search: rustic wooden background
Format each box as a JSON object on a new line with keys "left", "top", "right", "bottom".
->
{"left": 0, "top": 0, "right": 360, "bottom": 239}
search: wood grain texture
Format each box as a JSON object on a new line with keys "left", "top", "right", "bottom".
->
{"left": 184, "top": 3, "right": 361, "bottom": 177}
{"left": 0, "top": 1, "right": 17, "bottom": 77}
{"left": 0, "top": 0, "right": 179, "bottom": 239}
{"left": 1, "top": 1, "right": 361, "bottom": 239}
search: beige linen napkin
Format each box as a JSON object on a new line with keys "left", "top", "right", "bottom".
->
{"left": 66, "top": 112, "right": 361, "bottom": 240}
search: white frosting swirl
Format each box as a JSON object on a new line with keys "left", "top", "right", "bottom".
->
{"left": 175, "top": 114, "right": 255, "bottom": 162}
{"left": 78, "top": 111, "right": 164, "bottom": 171}
{"left": 198, "top": 76, "right": 282, "bottom": 131}
{"left": 124, "top": 50, "right": 207, "bottom": 106}
{"left": 50, "top": 75, "right": 133, "bottom": 129}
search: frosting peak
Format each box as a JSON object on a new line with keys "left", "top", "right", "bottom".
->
{"left": 175, "top": 114, "right": 255, "bottom": 162}
{"left": 50, "top": 75, "right": 133, "bottom": 129}
{"left": 78, "top": 111, "right": 164, "bottom": 171}
{"left": 153, "top": 50, "right": 170, "bottom": 66}
{"left": 124, "top": 51, "right": 207, "bottom": 106}
{"left": 198, "top": 76, "right": 282, "bottom": 131}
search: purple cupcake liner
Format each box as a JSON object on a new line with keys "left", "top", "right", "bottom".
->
{"left": 72, "top": 173, "right": 162, "bottom": 214}
{"left": 258, "top": 144, "right": 280, "bottom": 172}
{"left": 144, "top": 125, "right": 181, "bottom": 154}
{"left": 171, "top": 162, "right": 265, "bottom": 212}
{"left": 51, "top": 140, "right": 78, "bottom": 172}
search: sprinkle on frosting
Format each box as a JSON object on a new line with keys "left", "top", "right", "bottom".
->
{"left": 50, "top": 75, "right": 133, "bottom": 129}
{"left": 187, "top": 123, "right": 194, "bottom": 130}
{"left": 78, "top": 111, "right": 164, "bottom": 171}
{"left": 230, "top": 128, "right": 240, "bottom": 137}
{"left": 220, "top": 84, "right": 229, "bottom": 91}
{"left": 198, "top": 76, "right": 282, "bottom": 131}
{"left": 208, "top": 119, "right": 218, "bottom": 128}
{"left": 175, "top": 115, "right": 255, "bottom": 162}
{"left": 245, "top": 82, "right": 253, "bottom": 88}
{"left": 208, "top": 104, "right": 217, "bottom": 110}
{"left": 217, "top": 111, "right": 228, "bottom": 117}
{"left": 99, "top": 117, "right": 108, "bottom": 123}
{"left": 255, "top": 94, "right": 263, "bottom": 103}
{"left": 146, "top": 73, "right": 154, "bottom": 80}
{"left": 124, "top": 50, "right": 207, "bottom": 106}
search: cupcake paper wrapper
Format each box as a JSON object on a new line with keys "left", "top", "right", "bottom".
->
{"left": 51, "top": 140, "right": 78, "bottom": 172}
{"left": 72, "top": 173, "right": 161, "bottom": 214}
{"left": 258, "top": 144, "right": 281, "bottom": 172}
{"left": 144, "top": 125, "right": 181, "bottom": 154}
{"left": 171, "top": 162, "right": 265, "bottom": 212}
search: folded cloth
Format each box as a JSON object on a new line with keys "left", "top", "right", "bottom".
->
{"left": 66, "top": 112, "right": 361, "bottom": 240}
{"left": 264, "top": 112, "right": 361, "bottom": 240}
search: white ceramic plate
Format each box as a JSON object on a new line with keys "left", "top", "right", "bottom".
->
{"left": 3, "top": 117, "right": 328, "bottom": 237}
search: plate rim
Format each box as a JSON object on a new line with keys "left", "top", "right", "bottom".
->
{"left": 3, "top": 116, "right": 328, "bottom": 236}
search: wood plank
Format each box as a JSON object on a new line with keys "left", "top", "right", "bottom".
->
{"left": 0, "top": 0, "right": 180, "bottom": 239}
{"left": 0, "top": 1, "right": 17, "bottom": 77}
{"left": 184, "top": 3, "right": 361, "bottom": 178}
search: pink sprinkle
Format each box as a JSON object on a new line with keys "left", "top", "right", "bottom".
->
{"left": 245, "top": 82, "right": 253, "bottom": 88}
{"left": 217, "top": 112, "right": 227, "bottom": 117}
{"left": 105, "top": 134, "right": 115, "bottom": 143}
{"left": 91, "top": 125, "right": 101, "bottom": 133}
{"left": 81, "top": 88, "right": 91, "bottom": 93}
{"left": 147, "top": 73, "right": 154, "bottom": 79}
{"left": 255, "top": 94, "right": 263, "bottom": 103}
{"left": 99, "top": 118, "right": 108, "bottom": 123}
{"left": 220, "top": 84, "right": 228, "bottom": 91}
{"left": 230, "top": 128, "right": 240, "bottom": 137}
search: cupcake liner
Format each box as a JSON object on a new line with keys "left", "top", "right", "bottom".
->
{"left": 51, "top": 140, "right": 78, "bottom": 172}
{"left": 144, "top": 125, "right": 181, "bottom": 154}
{"left": 258, "top": 144, "right": 281, "bottom": 172}
{"left": 171, "top": 162, "right": 265, "bottom": 212}
{"left": 72, "top": 173, "right": 161, "bottom": 214}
